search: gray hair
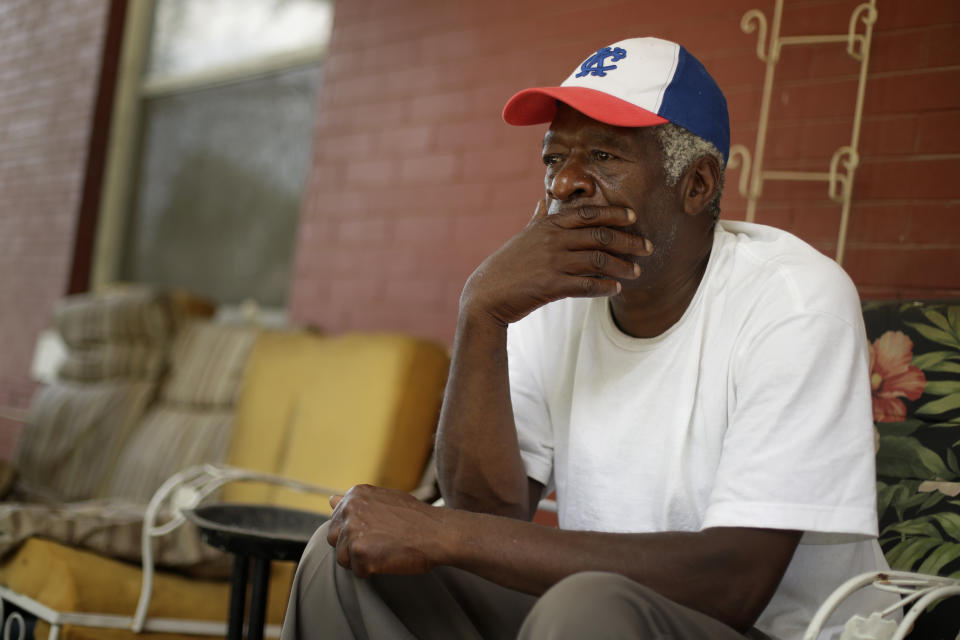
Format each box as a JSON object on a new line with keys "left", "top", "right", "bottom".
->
{"left": 651, "top": 123, "right": 725, "bottom": 221}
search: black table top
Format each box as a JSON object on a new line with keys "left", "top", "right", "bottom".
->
{"left": 184, "top": 503, "right": 330, "bottom": 561}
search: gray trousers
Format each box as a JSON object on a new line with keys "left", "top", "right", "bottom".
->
{"left": 281, "top": 522, "right": 766, "bottom": 640}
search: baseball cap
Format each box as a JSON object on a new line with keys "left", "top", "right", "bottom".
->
{"left": 502, "top": 37, "right": 730, "bottom": 163}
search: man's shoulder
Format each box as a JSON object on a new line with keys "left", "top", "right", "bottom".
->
{"left": 716, "top": 221, "right": 861, "bottom": 324}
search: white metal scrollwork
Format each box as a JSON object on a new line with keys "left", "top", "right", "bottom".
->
{"left": 735, "top": 0, "right": 877, "bottom": 265}
{"left": 847, "top": 2, "right": 878, "bottom": 60}
{"left": 740, "top": 9, "right": 772, "bottom": 63}
{"left": 3, "top": 612, "right": 26, "bottom": 640}
{"left": 803, "top": 571, "right": 960, "bottom": 640}
{"left": 829, "top": 146, "right": 859, "bottom": 204}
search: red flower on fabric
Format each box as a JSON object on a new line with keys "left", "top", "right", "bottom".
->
{"left": 869, "top": 331, "right": 926, "bottom": 422}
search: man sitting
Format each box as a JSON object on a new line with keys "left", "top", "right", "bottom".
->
{"left": 281, "top": 37, "right": 897, "bottom": 639}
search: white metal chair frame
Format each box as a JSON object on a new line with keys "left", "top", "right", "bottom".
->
{"left": 803, "top": 570, "right": 960, "bottom": 640}
{"left": 0, "top": 463, "right": 342, "bottom": 640}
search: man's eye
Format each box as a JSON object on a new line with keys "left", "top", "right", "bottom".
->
{"left": 542, "top": 154, "right": 561, "bottom": 166}
{"left": 592, "top": 150, "right": 614, "bottom": 161}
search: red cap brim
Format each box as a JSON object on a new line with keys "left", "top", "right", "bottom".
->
{"left": 502, "top": 86, "right": 670, "bottom": 128}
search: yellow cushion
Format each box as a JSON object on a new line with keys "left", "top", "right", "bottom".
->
{"left": 224, "top": 331, "right": 449, "bottom": 512}
{"left": 0, "top": 538, "right": 293, "bottom": 640}
{"left": 221, "top": 329, "right": 328, "bottom": 504}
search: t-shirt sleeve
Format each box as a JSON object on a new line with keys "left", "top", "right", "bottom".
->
{"left": 702, "top": 311, "right": 879, "bottom": 540}
{"left": 507, "top": 318, "right": 554, "bottom": 487}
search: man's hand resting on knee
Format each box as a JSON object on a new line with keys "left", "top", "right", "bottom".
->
{"left": 327, "top": 485, "right": 456, "bottom": 578}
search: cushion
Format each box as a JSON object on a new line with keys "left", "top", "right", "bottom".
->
{"left": 0, "top": 500, "right": 230, "bottom": 578}
{"left": 160, "top": 322, "right": 259, "bottom": 408}
{"left": 103, "top": 407, "right": 234, "bottom": 502}
{"left": 271, "top": 333, "right": 449, "bottom": 513}
{"left": 220, "top": 330, "right": 325, "bottom": 505}
{"left": 0, "top": 538, "right": 293, "bottom": 640}
{"left": 54, "top": 289, "right": 175, "bottom": 350}
{"left": 866, "top": 300, "right": 960, "bottom": 636}
{"left": 13, "top": 381, "right": 157, "bottom": 502}
{"left": 58, "top": 344, "right": 166, "bottom": 382}
{"left": 222, "top": 331, "right": 449, "bottom": 512}
{"left": 863, "top": 302, "right": 960, "bottom": 422}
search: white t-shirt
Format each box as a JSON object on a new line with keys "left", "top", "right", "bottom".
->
{"left": 507, "top": 221, "right": 899, "bottom": 639}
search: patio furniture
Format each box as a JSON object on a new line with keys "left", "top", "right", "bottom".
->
{"left": 1, "top": 290, "right": 450, "bottom": 640}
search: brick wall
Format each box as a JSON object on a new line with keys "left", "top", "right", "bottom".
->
{"left": 731, "top": 0, "right": 960, "bottom": 299}
{"left": 0, "top": 0, "right": 111, "bottom": 452}
{"left": 1, "top": 0, "right": 957, "bottom": 457}
{"left": 289, "top": 0, "right": 960, "bottom": 343}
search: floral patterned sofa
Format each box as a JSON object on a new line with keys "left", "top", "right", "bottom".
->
{"left": 865, "top": 300, "right": 960, "bottom": 637}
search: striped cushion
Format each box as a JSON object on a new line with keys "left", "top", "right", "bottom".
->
{"left": 13, "top": 381, "right": 156, "bottom": 502}
{"left": 103, "top": 407, "right": 234, "bottom": 502}
{"left": 55, "top": 289, "right": 174, "bottom": 349}
{"left": 57, "top": 344, "right": 166, "bottom": 382}
{"left": 0, "top": 500, "right": 231, "bottom": 578}
{"left": 160, "top": 322, "right": 259, "bottom": 408}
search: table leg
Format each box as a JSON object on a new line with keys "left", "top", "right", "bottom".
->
{"left": 247, "top": 557, "right": 271, "bottom": 640}
{"left": 227, "top": 554, "right": 249, "bottom": 640}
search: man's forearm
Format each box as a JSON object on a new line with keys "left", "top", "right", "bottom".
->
{"left": 435, "top": 507, "right": 800, "bottom": 632}
{"left": 435, "top": 309, "right": 532, "bottom": 519}
{"left": 435, "top": 202, "right": 646, "bottom": 517}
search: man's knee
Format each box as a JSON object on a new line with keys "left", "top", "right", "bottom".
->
{"left": 282, "top": 520, "right": 358, "bottom": 639}
{"left": 518, "top": 572, "right": 670, "bottom": 639}
{"left": 302, "top": 520, "right": 333, "bottom": 560}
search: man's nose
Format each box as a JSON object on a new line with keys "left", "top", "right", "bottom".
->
{"left": 548, "top": 160, "right": 596, "bottom": 201}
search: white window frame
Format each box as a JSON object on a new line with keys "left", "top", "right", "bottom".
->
{"left": 91, "top": 0, "right": 328, "bottom": 291}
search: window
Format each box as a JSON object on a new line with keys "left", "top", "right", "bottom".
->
{"left": 97, "top": 0, "right": 333, "bottom": 308}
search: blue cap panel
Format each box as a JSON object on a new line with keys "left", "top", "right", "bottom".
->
{"left": 657, "top": 47, "right": 730, "bottom": 163}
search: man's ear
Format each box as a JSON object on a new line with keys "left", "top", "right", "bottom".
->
{"left": 679, "top": 155, "right": 721, "bottom": 216}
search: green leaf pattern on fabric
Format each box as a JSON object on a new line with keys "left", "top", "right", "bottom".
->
{"left": 912, "top": 351, "right": 960, "bottom": 370}
{"left": 917, "top": 542, "right": 960, "bottom": 575}
{"left": 869, "top": 302, "right": 960, "bottom": 580}
{"left": 877, "top": 435, "right": 956, "bottom": 480}
{"left": 885, "top": 537, "right": 942, "bottom": 571}
{"left": 917, "top": 393, "right": 960, "bottom": 417}
{"left": 906, "top": 322, "right": 960, "bottom": 351}
{"left": 922, "top": 310, "right": 955, "bottom": 335}
{"left": 948, "top": 449, "right": 960, "bottom": 476}
{"left": 928, "top": 361, "right": 960, "bottom": 375}
{"left": 878, "top": 479, "right": 960, "bottom": 575}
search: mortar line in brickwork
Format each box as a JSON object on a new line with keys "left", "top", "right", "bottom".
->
{"left": 868, "top": 64, "right": 960, "bottom": 79}
{"left": 857, "top": 153, "right": 960, "bottom": 163}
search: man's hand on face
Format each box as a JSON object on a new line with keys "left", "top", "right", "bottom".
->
{"left": 460, "top": 199, "right": 653, "bottom": 326}
{"left": 327, "top": 485, "right": 452, "bottom": 578}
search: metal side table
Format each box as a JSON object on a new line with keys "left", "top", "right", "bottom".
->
{"left": 184, "top": 504, "right": 329, "bottom": 640}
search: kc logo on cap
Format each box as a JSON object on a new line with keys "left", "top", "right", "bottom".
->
{"left": 576, "top": 47, "right": 627, "bottom": 78}
{"left": 503, "top": 37, "right": 730, "bottom": 163}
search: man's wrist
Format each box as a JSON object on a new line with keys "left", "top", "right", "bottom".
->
{"left": 457, "top": 302, "right": 511, "bottom": 335}
{"left": 430, "top": 506, "right": 472, "bottom": 567}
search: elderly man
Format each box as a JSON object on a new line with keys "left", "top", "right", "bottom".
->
{"left": 282, "top": 37, "right": 896, "bottom": 639}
